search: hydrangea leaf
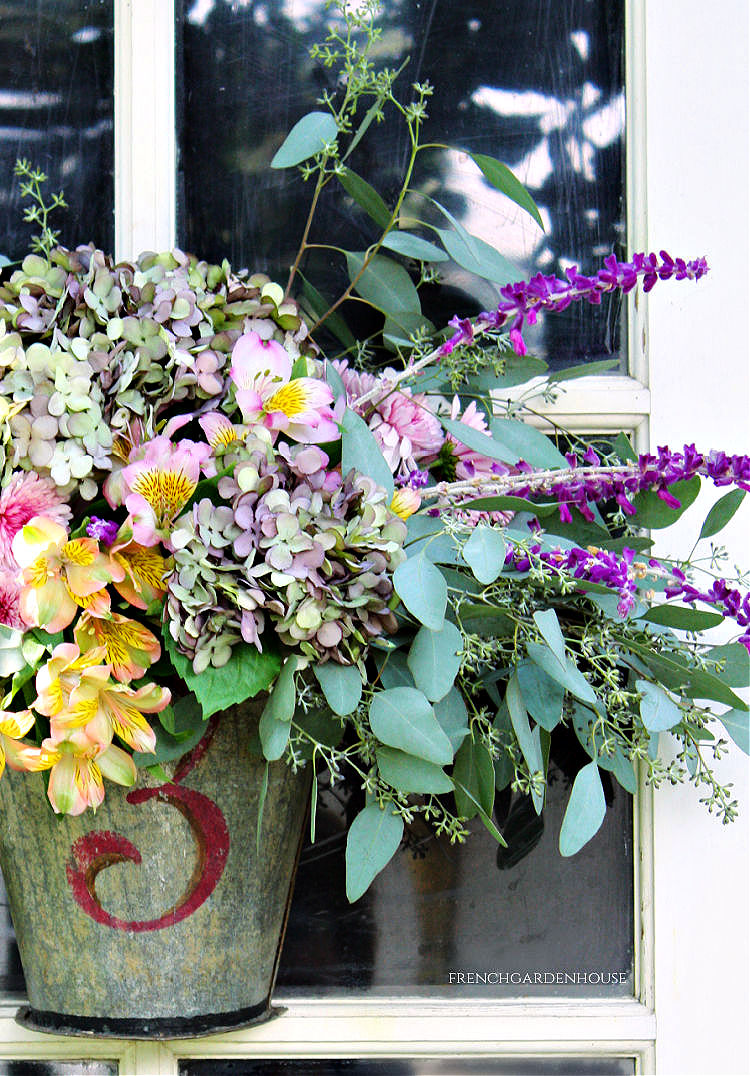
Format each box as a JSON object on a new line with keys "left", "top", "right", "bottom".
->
{"left": 345, "top": 803, "right": 404, "bottom": 903}
{"left": 559, "top": 761, "right": 606, "bottom": 856}
{"left": 164, "top": 631, "right": 281, "bottom": 719}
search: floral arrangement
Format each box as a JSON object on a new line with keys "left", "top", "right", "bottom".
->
{"left": 0, "top": 3, "right": 747, "bottom": 903}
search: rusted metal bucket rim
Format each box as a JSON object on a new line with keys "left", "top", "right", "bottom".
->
{"left": 15, "top": 1001, "right": 286, "bottom": 1040}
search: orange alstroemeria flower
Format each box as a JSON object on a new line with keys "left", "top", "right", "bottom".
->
{"left": 11, "top": 517, "right": 122, "bottom": 632}
{"left": 110, "top": 522, "right": 171, "bottom": 611}
{"left": 13, "top": 728, "right": 137, "bottom": 815}
{"left": 35, "top": 642, "right": 168, "bottom": 755}
{"left": 75, "top": 611, "right": 161, "bottom": 683}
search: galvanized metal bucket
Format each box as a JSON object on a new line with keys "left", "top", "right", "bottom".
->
{"left": 0, "top": 700, "right": 310, "bottom": 1039}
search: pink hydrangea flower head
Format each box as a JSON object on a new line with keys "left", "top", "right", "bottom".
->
{"left": 0, "top": 472, "right": 71, "bottom": 570}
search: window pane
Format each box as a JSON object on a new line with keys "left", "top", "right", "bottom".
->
{"left": 0, "top": 0, "right": 114, "bottom": 259}
{"left": 178, "top": 0, "right": 625, "bottom": 369}
{"left": 0, "top": 1065, "right": 117, "bottom": 1076}
{"left": 278, "top": 729, "right": 633, "bottom": 998}
{"left": 179, "top": 1058, "right": 635, "bottom": 1075}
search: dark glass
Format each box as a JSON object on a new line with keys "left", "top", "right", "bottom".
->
{"left": 179, "top": 1057, "right": 635, "bottom": 1075}
{"left": 278, "top": 727, "right": 633, "bottom": 998}
{"left": 0, "top": 0, "right": 114, "bottom": 260}
{"left": 0, "top": 1065, "right": 117, "bottom": 1076}
{"left": 178, "top": 0, "right": 625, "bottom": 369}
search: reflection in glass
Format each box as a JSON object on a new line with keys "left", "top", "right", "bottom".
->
{"left": 0, "top": 1, "right": 114, "bottom": 259}
{"left": 178, "top": 0, "right": 625, "bottom": 368}
{"left": 179, "top": 1057, "right": 636, "bottom": 1075}
{"left": 278, "top": 726, "right": 633, "bottom": 998}
{"left": 0, "top": 1065, "right": 117, "bottom": 1076}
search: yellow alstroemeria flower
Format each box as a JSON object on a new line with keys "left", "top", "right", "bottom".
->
{"left": 75, "top": 611, "right": 161, "bottom": 683}
{"left": 0, "top": 707, "right": 36, "bottom": 779}
{"left": 12, "top": 517, "right": 121, "bottom": 632}
{"left": 110, "top": 524, "right": 171, "bottom": 611}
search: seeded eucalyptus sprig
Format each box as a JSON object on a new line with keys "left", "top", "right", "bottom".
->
{"left": 13, "top": 159, "right": 68, "bottom": 257}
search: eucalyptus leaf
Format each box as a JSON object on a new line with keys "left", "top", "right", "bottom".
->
{"left": 705, "top": 644, "right": 750, "bottom": 687}
{"left": 559, "top": 761, "right": 606, "bottom": 856}
{"left": 378, "top": 650, "right": 415, "bottom": 690}
{"left": 452, "top": 733, "right": 495, "bottom": 819}
{"left": 716, "top": 709, "right": 749, "bottom": 755}
{"left": 338, "top": 168, "right": 391, "bottom": 228}
{"left": 636, "top": 605, "right": 723, "bottom": 631}
{"left": 313, "top": 663, "right": 363, "bottom": 716}
{"left": 505, "top": 672, "right": 543, "bottom": 775}
{"left": 369, "top": 687, "right": 452, "bottom": 765}
{"left": 271, "top": 110, "right": 338, "bottom": 168}
{"left": 301, "top": 278, "right": 357, "bottom": 349}
{"left": 490, "top": 418, "right": 570, "bottom": 469}
{"left": 637, "top": 679, "right": 683, "bottom": 732}
{"left": 345, "top": 251, "right": 421, "bottom": 315}
{"left": 345, "top": 804, "right": 404, "bottom": 902}
{"left": 259, "top": 657, "right": 297, "bottom": 760}
{"left": 381, "top": 231, "right": 448, "bottom": 261}
{"left": 404, "top": 515, "right": 460, "bottom": 565}
{"left": 548, "top": 358, "right": 619, "bottom": 381}
{"left": 436, "top": 227, "right": 519, "bottom": 286}
{"left": 516, "top": 660, "right": 564, "bottom": 732}
{"left": 433, "top": 688, "right": 471, "bottom": 752}
{"left": 340, "top": 408, "right": 394, "bottom": 497}
{"left": 393, "top": 553, "right": 447, "bottom": 630}
{"left": 526, "top": 641, "right": 599, "bottom": 709}
{"left": 376, "top": 746, "right": 453, "bottom": 794}
{"left": 439, "top": 415, "right": 516, "bottom": 465}
{"left": 467, "top": 151, "right": 544, "bottom": 229}
{"left": 533, "top": 609, "right": 567, "bottom": 667}
{"left": 407, "top": 621, "right": 462, "bottom": 702}
{"left": 462, "top": 525, "right": 507, "bottom": 584}
{"left": 626, "top": 640, "right": 748, "bottom": 710}
{"left": 698, "top": 489, "right": 746, "bottom": 540}
{"left": 613, "top": 432, "right": 638, "bottom": 462}
{"left": 630, "top": 477, "right": 701, "bottom": 528}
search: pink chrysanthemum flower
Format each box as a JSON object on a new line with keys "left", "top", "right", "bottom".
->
{"left": 0, "top": 571, "right": 23, "bottom": 630}
{"left": 445, "top": 397, "right": 503, "bottom": 480}
{"left": 0, "top": 472, "right": 70, "bottom": 570}
{"left": 334, "top": 360, "right": 444, "bottom": 476}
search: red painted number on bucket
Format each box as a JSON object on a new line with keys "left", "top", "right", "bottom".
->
{"left": 66, "top": 719, "right": 230, "bottom": 932}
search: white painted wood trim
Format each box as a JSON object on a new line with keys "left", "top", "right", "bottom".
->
{"left": 114, "top": 0, "right": 176, "bottom": 259}
{"left": 494, "top": 374, "right": 650, "bottom": 433}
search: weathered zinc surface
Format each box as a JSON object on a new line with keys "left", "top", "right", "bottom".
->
{"left": 0, "top": 702, "right": 309, "bottom": 1034}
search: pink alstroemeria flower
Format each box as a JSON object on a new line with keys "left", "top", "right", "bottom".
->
{"left": 0, "top": 707, "right": 36, "bottom": 778}
{"left": 230, "top": 331, "right": 339, "bottom": 444}
{"left": 119, "top": 435, "right": 211, "bottom": 547}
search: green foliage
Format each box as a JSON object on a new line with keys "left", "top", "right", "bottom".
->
{"left": 407, "top": 621, "right": 462, "bottom": 702}
{"left": 14, "top": 159, "right": 68, "bottom": 256}
{"left": 313, "top": 663, "right": 363, "bottom": 716}
{"left": 270, "top": 111, "right": 339, "bottom": 168}
{"left": 340, "top": 408, "right": 394, "bottom": 497}
{"left": 369, "top": 686, "right": 452, "bottom": 764}
{"left": 559, "top": 762, "right": 606, "bottom": 856}
{"left": 467, "top": 152, "right": 544, "bottom": 230}
{"left": 698, "top": 489, "right": 746, "bottom": 540}
{"left": 462, "top": 526, "right": 507, "bottom": 585}
{"left": 163, "top": 632, "right": 280, "bottom": 720}
{"left": 393, "top": 553, "right": 447, "bottom": 630}
{"left": 345, "top": 804, "right": 404, "bottom": 903}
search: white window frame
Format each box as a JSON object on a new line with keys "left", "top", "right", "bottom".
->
{"left": 1, "top": 1, "right": 747, "bottom": 1072}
